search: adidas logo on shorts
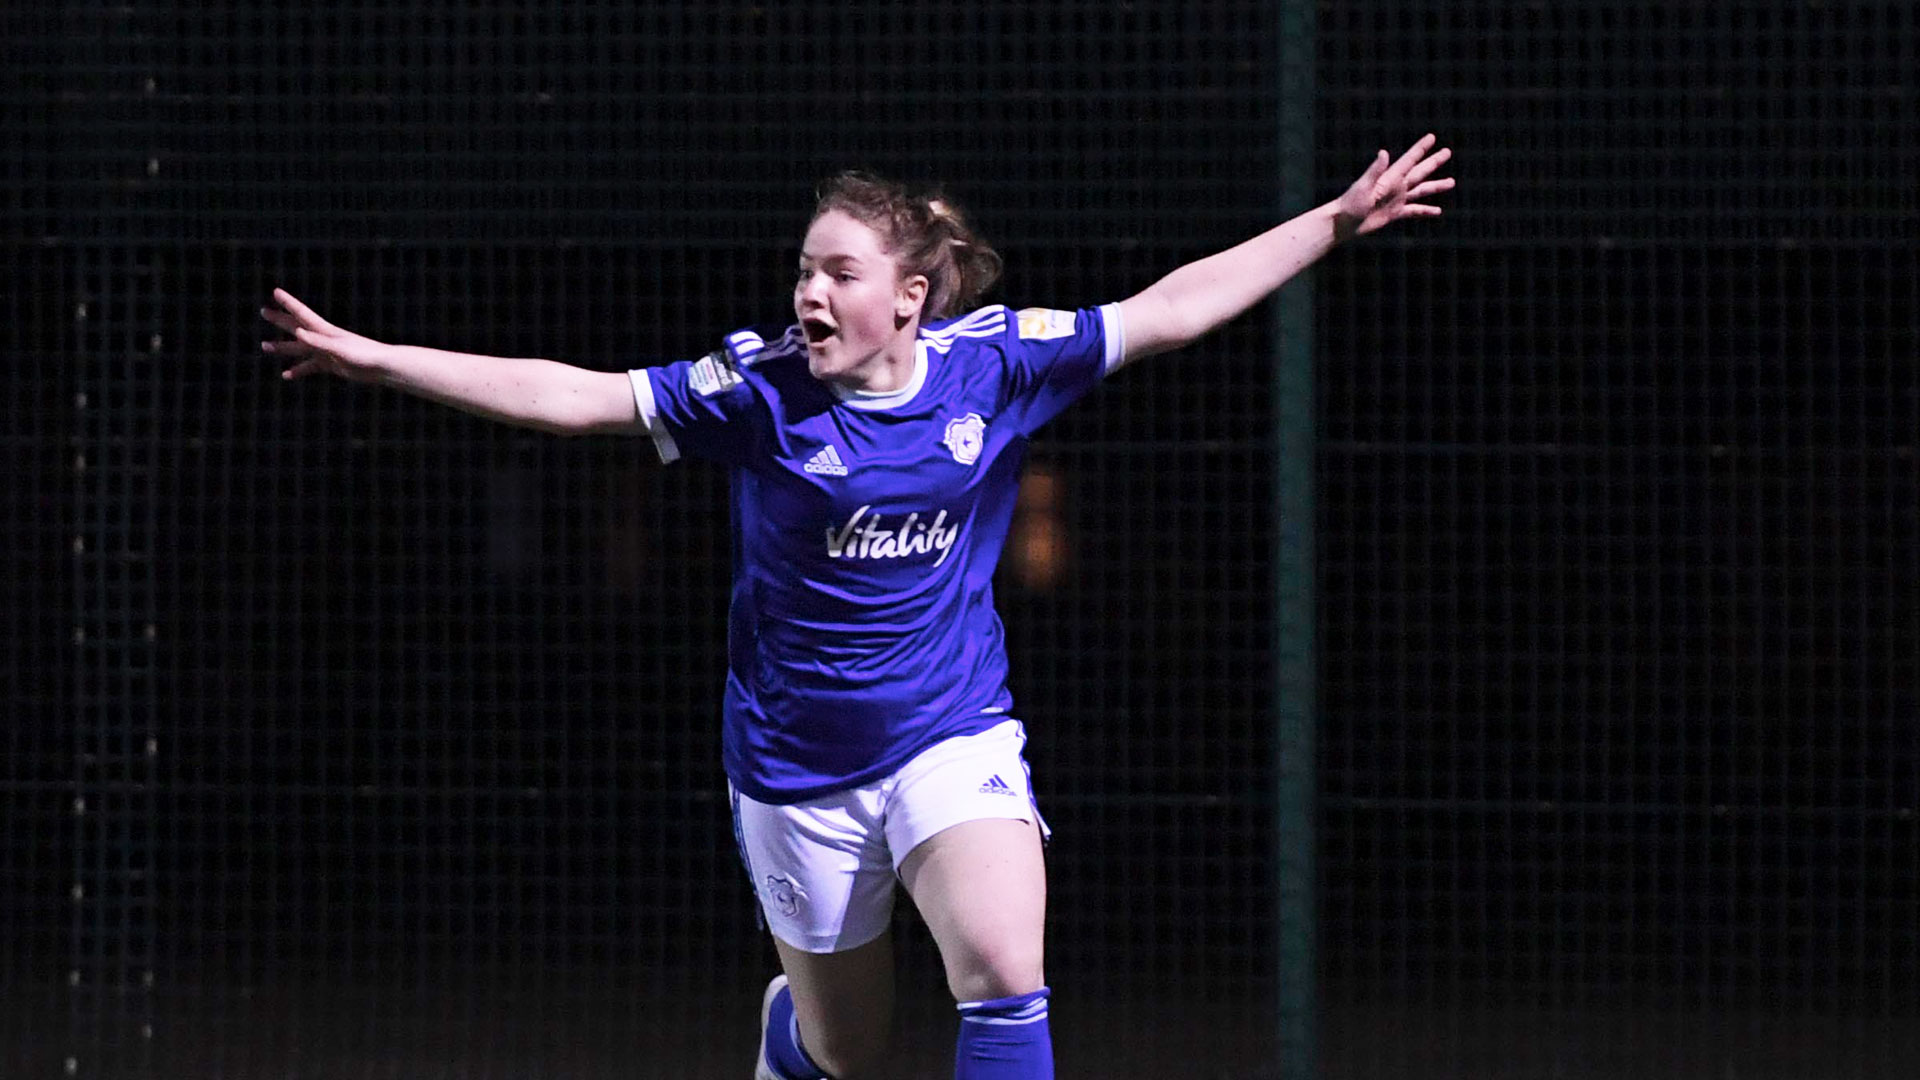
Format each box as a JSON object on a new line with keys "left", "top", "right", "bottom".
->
{"left": 978, "top": 775, "right": 1016, "bottom": 796}
{"left": 803, "top": 444, "right": 848, "bottom": 476}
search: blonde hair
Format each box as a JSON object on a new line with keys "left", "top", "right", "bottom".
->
{"left": 811, "top": 171, "right": 1003, "bottom": 321}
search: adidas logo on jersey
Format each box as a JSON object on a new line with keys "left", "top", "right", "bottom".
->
{"left": 803, "top": 444, "right": 849, "bottom": 476}
{"left": 978, "top": 775, "right": 1017, "bottom": 796}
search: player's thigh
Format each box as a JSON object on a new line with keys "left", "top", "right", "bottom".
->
{"left": 773, "top": 930, "right": 895, "bottom": 1078}
{"left": 731, "top": 784, "right": 897, "bottom": 953}
{"left": 899, "top": 816, "right": 1047, "bottom": 1003}
{"left": 733, "top": 785, "right": 898, "bottom": 1073}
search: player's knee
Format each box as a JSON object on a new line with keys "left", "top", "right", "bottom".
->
{"left": 946, "top": 942, "right": 1045, "bottom": 1004}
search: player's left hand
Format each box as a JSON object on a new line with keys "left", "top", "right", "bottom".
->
{"left": 1335, "top": 133, "right": 1454, "bottom": 238}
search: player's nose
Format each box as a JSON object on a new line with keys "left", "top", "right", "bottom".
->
{"left": 794, "top": 270, "right": 827, "bottom": 307}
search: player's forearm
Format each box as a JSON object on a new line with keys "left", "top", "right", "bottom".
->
{"left": 371, "top": 345, "right": 637, "bottom": 435}
{"left": 1124, "top": 200, "right": 1345, "bottom": 358}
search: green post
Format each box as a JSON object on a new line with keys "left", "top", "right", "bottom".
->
{"left": 1274, "top": 1, "right": 1318, "bottom": 1077}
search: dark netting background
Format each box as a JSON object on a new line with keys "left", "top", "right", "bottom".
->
{"left": 6, "top": 2, "right": 1278, "bottom": 1078}
{"left": 6, "top": 2, "right": 1918, "bottom": 1079}
{"left": 1317, "top": 3, "right": 1917, "bottom": 1079}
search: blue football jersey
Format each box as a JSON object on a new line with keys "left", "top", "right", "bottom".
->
{"left": 628, "top": 303, "right": 1124, "bottom": 804}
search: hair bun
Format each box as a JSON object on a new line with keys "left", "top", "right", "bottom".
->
{"left": 811, "top": 171, "right": 1000, "bottom": 320}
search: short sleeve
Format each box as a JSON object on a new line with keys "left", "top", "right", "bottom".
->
{"left": 998, "top": 303, "right": 1125, "bottom": 435}
{"left": 628, "top": 346, "right": 760, "bottom": 465}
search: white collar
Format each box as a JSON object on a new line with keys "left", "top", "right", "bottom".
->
{"left": 830, "top": 339, "right": 929, "bottom": 411}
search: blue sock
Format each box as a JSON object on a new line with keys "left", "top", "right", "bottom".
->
{"left": 955, "top": 986, "right": 1052, "bottom": 1079}
{"left": 764, "top": 982, "right": 828, "bottom": 1080}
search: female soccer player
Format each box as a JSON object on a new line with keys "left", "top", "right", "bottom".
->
{"left": 263, "top": 134, "right": 1453, "bottom": 1080}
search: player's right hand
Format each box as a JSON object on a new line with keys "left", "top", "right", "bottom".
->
{"left": 260, "top": 288, "right": 392, "bottom": 382}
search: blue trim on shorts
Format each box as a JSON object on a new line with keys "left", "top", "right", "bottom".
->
{"left": 1013, "top": 722, "right": 1052, "bottom": 845}
{"left": 728, "top": 784, "right": 766, "bottom": 932}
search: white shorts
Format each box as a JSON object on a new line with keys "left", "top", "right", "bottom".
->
{"left": 730, "top": 719, "right": 1047, "bottom": 954}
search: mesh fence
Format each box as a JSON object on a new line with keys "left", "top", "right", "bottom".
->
{"left": 1317, "top": 3, "right": 1918, "bottom": 1078}
{"left": 9, "top": 2, "right": 1279, "bottom": 1077}
{"left": 6, "top": 2, "right": 1917, "bottom": 1079}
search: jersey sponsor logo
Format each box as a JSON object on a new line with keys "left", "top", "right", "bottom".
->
{"left": 825, "top": 504, "right": 961, "bottom": 568}
{"left": 978, "top": 775, "right": 1017, "bottom": 796}
{"left": 942, "top": 412, "right": 986, "bottom": 466}
{"left": 803, "top": 444, "right": 848, "bottom": 476}
{"left": 686, "top": 350, "right": 741, "bottom": 397}
{"left": 1016, "top": 307, "right": 1076, "bottom": 341}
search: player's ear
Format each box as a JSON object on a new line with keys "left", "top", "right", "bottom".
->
{"left": 895, "top": 273, "right": 929, "bottom": 321}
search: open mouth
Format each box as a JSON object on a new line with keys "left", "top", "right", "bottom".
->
{"left": 802, "top": 316, "right": 836, "bottom": 347}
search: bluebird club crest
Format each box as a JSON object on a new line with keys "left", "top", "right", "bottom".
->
{"left": 942, "top": 412, "right": 986, "bottom": 466}
{"left": 765, "top": 874, "right": 800, "bottom": 918}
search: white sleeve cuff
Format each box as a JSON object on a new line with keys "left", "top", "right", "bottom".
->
{"left": 1098, "top": 302, "right": 1127, "bottom": 374}
{"left": 627, "top": 369, "right": 681, "bottom": 464}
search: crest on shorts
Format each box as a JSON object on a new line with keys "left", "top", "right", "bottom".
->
{"left": 942, "top": 412, "right": 986, "bottom": 466}
{"left": 764, "top": 874, "right": 800, "bottom": 918}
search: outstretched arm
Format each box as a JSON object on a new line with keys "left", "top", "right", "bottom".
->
{"left": 260, "top": 289, "right": 640, "bottom": 436}
{"left": 1116, "top": 134, "right": 1454, "bottom": 363}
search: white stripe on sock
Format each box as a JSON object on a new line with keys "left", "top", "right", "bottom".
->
{"left": 961, "top": 1011, "right": 1050, "bottom": 1026}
